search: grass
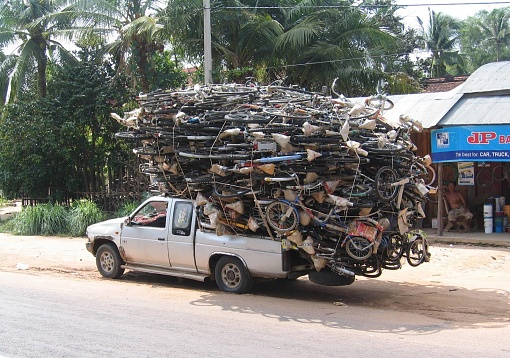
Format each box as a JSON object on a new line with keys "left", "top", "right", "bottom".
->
{"left": 4, "top": 200, "right": 105, "bottom": 236}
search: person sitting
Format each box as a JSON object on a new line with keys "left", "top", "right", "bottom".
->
{"left": 133, "top": 201, "right": 168, "bottom": 228}
{"left": 443, "top": 181, "right": 473, "bottom": 232}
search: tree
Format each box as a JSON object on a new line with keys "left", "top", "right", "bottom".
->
{"left": 460, "top": 8, "right": 510, "bottom": 72}
{"left": 275, "top": 1, "right": 411, "bottom": 94}
{"left": 73, "top": 0, "right": 178, "bottom": 93}
{"left": 418, "top": 10, "right": 464, "bottom": 77}
{"left": 0, "top": 51, "right": 135, "bottom": 199}
{"left": 162, "top": 0, "right": 284, "bottom": 83}
{"left": 0, "top": 0, "right": 79, "bottom": 102}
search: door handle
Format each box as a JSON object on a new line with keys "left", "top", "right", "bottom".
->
{"left": 158, "top": 237, "right": 165, "bottom": 241}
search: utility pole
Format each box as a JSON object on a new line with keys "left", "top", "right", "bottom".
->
{"left": 203, "top": 0, "right": 213, "bottom": 84}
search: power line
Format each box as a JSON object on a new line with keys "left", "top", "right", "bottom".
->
{"left": 221, "top": 2, "right": 510, "bottom": 10}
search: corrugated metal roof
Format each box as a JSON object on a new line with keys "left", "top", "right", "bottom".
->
{"left": 383, "top": 90, "right": 463, "bottom": 129}
{"left": 459, "top": 62, "right": 510, "bottom": 94}
{"left": 438, "top": 95, "right": 510, "bottom": 126}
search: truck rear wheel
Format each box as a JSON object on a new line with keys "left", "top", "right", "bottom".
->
{"left": 96, "top": 243, "right": 125, "bottom": 279}
{"left": 215, "top": 256, "right": 254, "bottom": 294}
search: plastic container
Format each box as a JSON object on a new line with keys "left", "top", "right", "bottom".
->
{"left": 483, "top": 204, "right": 493, "bottom": 219}
{"left": 504, "top": 205, "right": 510, "bottom": 217}
{"left": 494, "top": 212, "right": 504, "bottom": 233}
{"left": 484, "top": 218, "right": 493, "bottom": 234}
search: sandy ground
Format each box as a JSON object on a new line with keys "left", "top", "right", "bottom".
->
{"left": 1, "top": 202, "right": 510, "bottom": 324}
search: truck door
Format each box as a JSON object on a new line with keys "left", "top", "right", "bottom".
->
{"left": 167, "top": 200, "right": 196, "bottom": 270}
{"left": 120, "top": 199, "right": 172, "bottom": 267}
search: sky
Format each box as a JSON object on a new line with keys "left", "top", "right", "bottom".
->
{"left": 395, "top": 0, "right": 510, "bottom": 28}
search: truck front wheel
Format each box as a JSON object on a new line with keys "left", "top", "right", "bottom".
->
{"left": 215, "top": 256, "right": 254, "bottom": 294}
{"left": 96, "top": 243, "right": 125, "bottom": 279}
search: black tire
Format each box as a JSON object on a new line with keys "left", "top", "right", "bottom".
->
{"left": 345, "top": 236, "right": 373, "bottom": 261}
{"left": 375, "top": 166, "right": 399, "bottom": 202}
{"left": 308, "top": 269, "right": 355, "bottom": 286}
{"left": 215, "top": 256, "right": 254, "bottom": 293}
{"left": 96, "top": 243, "right": 125, "bottom": 279}
{"left": 386, "top": 233, "right": 405, "bottom": 261}
{"left": 265, "top": 201, "right": 299, "bottom": 232}
{"left": 406, "top": 238, "right": 426, "bottom": 267}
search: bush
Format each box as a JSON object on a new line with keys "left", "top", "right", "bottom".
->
{"left": 11, "top": 204, "right": 47, "bottom": 235}
{"left": 68, "top": 200, "right": 104, "bottom": 236}
{"left": 114, "top": 200, "right": 140, "bottom": 218}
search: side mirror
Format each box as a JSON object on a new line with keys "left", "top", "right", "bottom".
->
{"left": 124, "top": 217, "right": 131, "bottom": 225}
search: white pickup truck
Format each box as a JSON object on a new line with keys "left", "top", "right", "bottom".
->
{"left": 85, "top": 196, "right": 355, "bottom": 293}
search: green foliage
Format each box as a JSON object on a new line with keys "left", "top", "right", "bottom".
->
{"left": 460, "top": 8, "right": 510, "bottom": 73}
{"left": 11, "top": 203, "right": 68, "bottom": 235}
{"left": 114, "top": 200, "right": 141, "bottom": 218}
{"left": 150, "top": 51, "right": 187, "bottom": 90}
{"left": 418, "top": 10, "right": 464, "bottom": 77}
{"left": 68, "top": 200, "right": 104, "bottom": 237}
{"left": 0, "top": 51, "right": 133, "bottom": 199}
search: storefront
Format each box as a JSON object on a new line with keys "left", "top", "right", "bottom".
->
{"left": 385, "top": 61, "right": 510, "bottom": 234}
{"left": 431, "top": 125, "right": 510, "bottom": 234}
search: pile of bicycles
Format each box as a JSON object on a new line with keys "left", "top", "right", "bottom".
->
{"left": 114, "top": 82, "right": 432, "bottom": 279}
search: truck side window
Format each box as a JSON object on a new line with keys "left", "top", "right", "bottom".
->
{"left": 172, "top": 201, "right": 193, "bottom": 236}
{"left": 132, "top": 201, "right": 168, "bottom": 228}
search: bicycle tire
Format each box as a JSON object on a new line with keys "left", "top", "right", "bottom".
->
{"left": 340, "top": 184, "right": 373, "bottom": 197}
{"left": 345, "top": 236, "right": 373, "bottom": 260}
{"left": 406, "top": 237, "right": 426, "bottom": 267}
{"left": 359, "top": 260, "right": 382, "bottom": 278}
{"left": 476, "top": 169, "right": 493, "bottom": 188}
{"left": 265, "top": 201, "right": 299, "bottom": 232}
{"left": 493, "top": 165, "right": 508, "bottom": 182}
{"left": 374, "top": 166, "right": 399, "bottom": 202}
{"left": 386, "top": 233, "right": 405, "bottom": 261}
{"left": 366, "top": 97, "right": 394, "bottom": 111}
{"left": 442, "top": 163, "right": 459, "bottom": 183}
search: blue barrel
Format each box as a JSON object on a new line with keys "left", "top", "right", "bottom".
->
{"left": 494, "top": 211, "right": 504, "bottom": 233}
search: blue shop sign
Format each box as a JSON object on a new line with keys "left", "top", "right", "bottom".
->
{"left": 431, "top": 125, "right": 510, "bottom": 162}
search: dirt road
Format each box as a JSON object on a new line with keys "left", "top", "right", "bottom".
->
{"left": 1, "top": 231, "right": 509, "bottom": 326}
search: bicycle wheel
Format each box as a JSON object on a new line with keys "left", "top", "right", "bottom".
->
{"left": 476, "top": 169, "right": 493, "bottom": 188}
{"left": 340, "top": 184, "right": 373, "bottom": 197}
{"left": 359, "top": 259, "right": 382, "bottom": 278}
{"left": 374, "top": 166, "right": 399, "bottom": 202}
{"left": 406, "top": 237, "right": 426, "bottom": 267}
{"left": 345, "top": 236, "right": 373, "bottom": 260}
{"left": 493, "top": 165, "right": 508, "bottom": 182}
{"left": 366, "top": 97, "right": 394, "bottom": 111}
{"left": 386, "top": 233, "right": 405, "bottom": 261}
{"left": 265, "top": 201, "right": 299, "bottom": 232}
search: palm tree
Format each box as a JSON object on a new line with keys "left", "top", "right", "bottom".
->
{"left": 418, "top": 10, "right": 463, "bottom": 77}
{"left": 0, "top": 0, "right": 79, "bottom": 102}
{"left": 475, "top": 8, "right": 510, "bottom": 62}
{"left": 67, "top": 0, "right": 169, "bottom": 93}
{"left": 162, "top": 0, "right": 284, "bottom": 83}
{"left": 275, "top": 1, "right": 403, "bottom": 94}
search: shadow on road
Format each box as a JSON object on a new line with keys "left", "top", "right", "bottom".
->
{"left": 120, "top": 271, "right": 510, "bottom": 334}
